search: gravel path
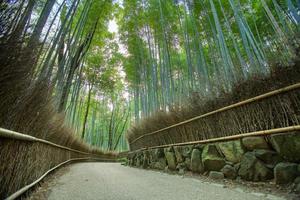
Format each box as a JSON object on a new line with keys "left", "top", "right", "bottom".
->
{"left": 43, "top": 162, "right": 285, "bottom": 200}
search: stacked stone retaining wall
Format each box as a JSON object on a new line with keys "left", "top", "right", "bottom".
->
{"left": 127, "top": 131, "right": 300, "bottom": 193}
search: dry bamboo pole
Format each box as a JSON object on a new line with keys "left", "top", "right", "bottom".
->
{"left": 130, "top": 82, "right": 300, "bottom": 145}
{"left": 5, "top": 157, "right": 115, "bottom": 200}
{"left": 0, "top": 127, "right": 110, "bottom": 158}
{"left": 128, "top": 125, "right": 300, "bottom": 154}
{"left": 118, "top": 150, "right": 130, "bottom": 158}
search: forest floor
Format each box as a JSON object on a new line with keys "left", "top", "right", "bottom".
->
{"left": 28, "top": 162, "right": 297, "bottom": 200}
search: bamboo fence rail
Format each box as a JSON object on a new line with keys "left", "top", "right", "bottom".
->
{"left": 0, "top": 127, "right": 102, "bottom": 157}
{"left": 128, "top": 125, "right": 300, "bottom": 154}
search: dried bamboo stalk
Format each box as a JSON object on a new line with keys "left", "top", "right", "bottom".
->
{"left": 130, "top": 82, "right": 300, "bottom": 145}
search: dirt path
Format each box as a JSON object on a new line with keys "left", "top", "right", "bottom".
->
{"left": 29, "top": 162, "right": 291, "bottom": 200}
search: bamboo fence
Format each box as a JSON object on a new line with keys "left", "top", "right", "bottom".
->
{"left": 130, "top": 82, "right": 300, "bottom": 145}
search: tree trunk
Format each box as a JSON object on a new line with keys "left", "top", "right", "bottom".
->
{"left": 27, "top": 0, "right": 56, "bottom": 50}
{"left": 81, "top": 83, "right": 93, "bottom": 139}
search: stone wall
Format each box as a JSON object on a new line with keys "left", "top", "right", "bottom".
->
{"left": 127, "top": 131, "right": 300, "bottom": 193}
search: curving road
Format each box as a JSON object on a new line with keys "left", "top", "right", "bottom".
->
{"left": 43, "top": 163, "right": 285, "bottom": 200}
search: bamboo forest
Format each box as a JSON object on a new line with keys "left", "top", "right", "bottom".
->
{"left": 0, "top": 0, "right": 299, "bottom": 152}
{"left": 2, "top": 0, "right": 300, "bottom": 199}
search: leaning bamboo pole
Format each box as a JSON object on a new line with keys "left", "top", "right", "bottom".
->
{"left": 130, "top": 82, "right": 300, "bottom": 145}
{"left": 128, "top": 125, "right": 300, "bottom": 154}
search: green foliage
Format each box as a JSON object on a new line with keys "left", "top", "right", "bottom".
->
{"left": 119, "top": 0, "right": 299, "bottom": 123}
{"left": 3, "top": 0, "right": 298, "bottom": 151}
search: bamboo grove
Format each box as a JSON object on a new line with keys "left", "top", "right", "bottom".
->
{"left": 0, "top": 0, "right": 129, "bottom": 151}
{"left": 0, "top": 0, "right": 300, "bottom": 152}
{"left": 119, "top": 0, "right": 300, "bottom": 121}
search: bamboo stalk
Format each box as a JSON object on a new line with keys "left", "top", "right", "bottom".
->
{"left": 130, "top": 82, "right": 300, "bottom": 145}
{"left": 128, "top": 125, "right": 300, "bottom": 154}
